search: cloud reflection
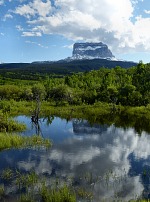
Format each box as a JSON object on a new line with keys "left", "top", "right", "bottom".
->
{"left": 1, "top": 119, "right": 150, "bottom": 200}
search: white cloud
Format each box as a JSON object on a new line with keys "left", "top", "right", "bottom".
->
{"left": 50, "top": 146, "right": 100, "bottom": 169}
{"left": 15, "top": 0, "right": 52, "bottom": 18}
{"left": 144, "top": 10, "right": 150, "bottom": 14}
{"left": 3, "top": 13, "right": 13, "bottom": 21}
{"left": 31, "top": 0, "right": 52, "bottom": 17}
{"left": 63, "top": 44, "right": 73, "bottom": 49}
{"left": 15, "top": 4, "right": 36, "bottom": 18}
{"left": 16, "top": 25, "right": 24, "bottom": 31}
{"left": 16, "top": 124, "right": 147, "bottom": 200}
{"left": 22, "top": 31, "right": 42, "bottom": 36}
{"left": 25, "top": 40, "right": 48, "bottom": 48}
{"left": 0, "top": 32, "right": 4, "bottom": 36}
{"left": 13, "top": 0, "right": 150, "bottom": 54}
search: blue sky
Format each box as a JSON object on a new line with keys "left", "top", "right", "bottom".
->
{"left": 0, "top": 0, "right": 150, "bottom": 63}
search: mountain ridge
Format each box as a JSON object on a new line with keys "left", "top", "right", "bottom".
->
{"left": 0, "top": 42, "right": 138, "bottom": 79}
{"left": 32, "top": 42, "right": 135, "bottom": 64}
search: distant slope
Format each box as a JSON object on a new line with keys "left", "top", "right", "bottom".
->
{"left": 0, "top": 59, "right": 137, "bottom": 80}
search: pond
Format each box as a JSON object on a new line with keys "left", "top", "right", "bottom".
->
{"left": 0, "top": 115, "right": 150, "bottom": 201}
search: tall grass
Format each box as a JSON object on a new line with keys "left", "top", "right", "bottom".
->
{"left": 0, "top": 118, "right": 26, "bottom": 132}
{"left": 40, "top": 185, "right": 76, "bottom": 202}
{"left": 0, "top": 133, "right": 51, "bottom": 151}
{"left": 1, "top": 100, "right": 150, "bottom": 134}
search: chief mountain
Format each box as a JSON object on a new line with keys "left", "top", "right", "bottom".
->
{"left": 0, "top": 42, "right": 137, "bottom": 79}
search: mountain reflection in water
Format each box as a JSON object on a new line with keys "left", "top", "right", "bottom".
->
{"left": 0, "top": 116, "right": 150, "bottom": 201}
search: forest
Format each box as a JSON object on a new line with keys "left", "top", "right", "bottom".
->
{"left": 0, "top": 58, "right": 137, "bottom": 80}
{"left": 0, "top": 61, "right": 149, "bottom": 107}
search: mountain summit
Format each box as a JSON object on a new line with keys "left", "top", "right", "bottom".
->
{"left": 71, "top": 42, "right": 115, "bottom": 60}
{"left": 32, "top": 42, "right": 137, "bottom": 69}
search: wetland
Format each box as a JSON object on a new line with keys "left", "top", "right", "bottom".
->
{"left": 1, "top": 113, "right": 150, "bottom": 201}
{"left": 0, "top": 63, "right": 150, "bottom": 201}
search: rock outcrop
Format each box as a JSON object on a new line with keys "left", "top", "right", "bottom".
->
{"left": 72, "top": 42, "right": 115, "bottom": 60}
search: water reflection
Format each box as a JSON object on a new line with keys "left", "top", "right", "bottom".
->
{"left": 73, "top": 119, "right": 108, "bottom": 134}
{"left": 1, "top": 116, "right": 150, "bottom": 201}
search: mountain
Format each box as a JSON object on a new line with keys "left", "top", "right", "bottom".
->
{"left": 0, "top": 42, "right": 138, "bottom": 79}
{"left": 73, "top": 119, "right": 108, "bottom": 135}
{"left": 32, "top": 42, "right": 119, "bottom": 63}
{"left": 0, "top": 59, "right": 137, "bottom": 80}
{"left": 71, "top": 42, "right": 115, "bottom": 60}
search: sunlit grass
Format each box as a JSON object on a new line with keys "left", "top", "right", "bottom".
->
{"left": 0, "top": 133, "right": 51, "bottom": 151}
{"left": 40, "top": 185, "right": 76, "bottom": 202}
{"left": 1, "top": 99, "right": 150, "bottom": 134}
{"left": 0, "top": 118, "right": 26, "bottom": 132}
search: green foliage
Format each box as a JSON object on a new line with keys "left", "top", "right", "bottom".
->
{"left": 0, "top": 166, "right": 149, "bottom": 202}
{"left": 0, "top": 60, "right": 137, "bottom": 80}
{"left": 1, "top": 168, "right": 13, "bottom": 180}
{"left": 48, "top": 84, "right": 73, "bottom": 104}
{"left": 0, "top": 62, "right": 150, "bottom": 107}
{"left": 40, "top": 185, "right": 76, "bottom": 202}
{"left": 0, "top": 167, "right": 77, "bottom": 202}
{"left": 19, "top": 194, "right": 35, "bottom": 202}
{"left": 0, "top": 85, "right": 22, "bottom": 100}
{"left": 26, "top": 135, "right": 51, "bottom": 148}
{"left": 32, "top": 83, "right": 46, "bottom": 100}
{"left": 0, "top": 106, "right": 26, "bottom": 132}
{"left": 0, "top": 118, "right": 26, "bottom": 132}
{"left": 77, "top": 188, "right": 93, "bottom": 200}
{"left": 16, "top": 171, "right": 38, "bottom": 188}
{"left": 0, "top": 185, "right": 4, "bottom": 200}
{"left": 0, "top": 133, "right": 51, "bottom": 151}
{"left": 0, "top": 110, "right": 26, "bottom": 132}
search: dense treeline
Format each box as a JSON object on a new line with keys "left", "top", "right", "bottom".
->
{"left": 0, "top": 62, "right": 150, "bottom": 107}
{"left": 0, "top": 59, "right": 137, "bottom": 80}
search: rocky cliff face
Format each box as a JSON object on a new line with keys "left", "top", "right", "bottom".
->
{"left": 72, "top": 42, "right": 115, "bottom": 60}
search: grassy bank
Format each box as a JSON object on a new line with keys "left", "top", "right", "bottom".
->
{"left": 1, "top": 100, "right": 150, "bottom": 134}
{"left": 3, "top": 99, "right": 150, "bottom": 118}
{"left": 41, "top": 101, "right": 150, "bottom": 134}
{"left": 0, "top": 117, "right": 26, "bottom": 133}
{"left": 0, "top": 133, "right": 51, "bottom": 151}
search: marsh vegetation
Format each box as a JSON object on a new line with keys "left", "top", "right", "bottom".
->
{"left": 0, "top": 63, "right": 150, "bottom": 201}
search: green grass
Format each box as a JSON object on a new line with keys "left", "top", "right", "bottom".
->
{"left": 0, "top": 133, "right": 51, "bottom": 151}
{"left": 1, "top": 100, "right": 150, "bottom": 134}
{"left": 0, "top": 107, "right": 26, "bottom": 132}
{"left": 40, "top": 185, "right": 76, "bottom": 202}
{"left": 0, "top": 118, "right": 26, "bottom": 132}
{"left": 1, "top": 99, "right": 150, "bottom": 120}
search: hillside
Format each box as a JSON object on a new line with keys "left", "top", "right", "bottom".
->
{"left": 0, "top": 59, "right": 137, "bottom": 80}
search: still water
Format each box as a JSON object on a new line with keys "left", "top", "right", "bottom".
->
{"left": 1, "top": 115, "right": 150, "bottom": 201}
